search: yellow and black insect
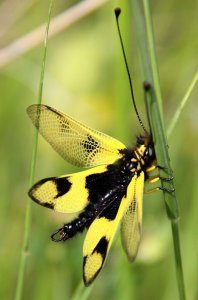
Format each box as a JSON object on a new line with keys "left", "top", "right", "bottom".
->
{"left": 27, "top": 9, "right": 161, "bottom": 286}
{"left": 27, "top": 104, "right": 157, "bottom": 285}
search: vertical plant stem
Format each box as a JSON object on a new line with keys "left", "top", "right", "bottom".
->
{"left": 131, "top": 0, "right": 186, "bottom": 299}
{"left": 142, "top": 0, "right": 164, "bottom": 120}
{"left": 71, "top": 282, "right": 93, "bottom": 300}
{"left": 145, "top": 66, "right": 187, "bottom": 299}
{"left": 142, "top": 2, "right": 186, "bottom": 298}
{"left": 14, "top": 2, "right": 53, "bottom": 300}
{"left": 171, "top": 221, "right": 186, "bottom": 300}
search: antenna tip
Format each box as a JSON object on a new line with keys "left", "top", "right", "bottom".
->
{"left": 114, "top": 7, "right": 121, "bottom": 18}
{"left": 143, "top": 81, "right": 151, "bottom": 91}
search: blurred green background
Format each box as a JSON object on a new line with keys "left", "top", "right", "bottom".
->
{"left": 0, "top": 0, "right": 197, "bottom": 299}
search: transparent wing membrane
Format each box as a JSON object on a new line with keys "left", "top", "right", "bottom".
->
{"left": 121, "top": 171, "right": 144, "bottom": 261}
{"left": 27, "top": 104, "right": 126, "bottom": 167}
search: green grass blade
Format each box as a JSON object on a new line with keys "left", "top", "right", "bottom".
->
{"left": 142, "top": 0, "right": 164, "bottom": 121}
{"left": 131, "top": 0, "right": 186, "bottom": 299}
{"left": 14, "top": 2, "right": 53, "bottom": 300}
{"left": 171, "top": 221, "right": 186, "bottom": 300}
{"left": 144, "top": 88, "right": 186, "bottom": 299}
{"left": 167, "top": 70, "right": 198, "bottom": 138}
{"left": 71, "top": 282, "right": 93, "bottom": 300}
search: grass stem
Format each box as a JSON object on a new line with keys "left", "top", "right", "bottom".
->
{"left": 14, "top": 2, "right": 53, "bottom": 300}
{"left": 167, "top": 70, "right": 198, "bottom": 138}
{"left": 131, "top": 0, "right": 186, "bottom": 299}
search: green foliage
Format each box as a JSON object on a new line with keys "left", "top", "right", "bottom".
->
{"left": 0, "top": 0, "right": 197, "bottom": 300}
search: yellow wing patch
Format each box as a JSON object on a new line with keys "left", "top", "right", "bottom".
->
{"left": 83, "top": 175, "right": 137, "bottom": 286}
{"left": 27, "top": 104, "right": 125, "bottom": 167}
{"left": 121, "top": 171, "right": 144, "bottom": 261}
{"left": 29, "top": 165, "right": 108, "bottom": 213}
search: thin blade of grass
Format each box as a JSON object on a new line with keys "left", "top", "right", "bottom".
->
{"left": 14, "top": 2, "right": 53, "bottom": 300}
{"left": 131, "top": 0, "right": 186, "bottom": 299}
{"left": 143, "top": 1, "right": 186, "bottom": 299}
{"left": 142, "top": 1, "right": 164, "bottom": 121}
{"left": 71, "top": 282, "right": 93, "bottom": 300}
{"left": 167, "top": 70, "right": 198, "bottom": 138}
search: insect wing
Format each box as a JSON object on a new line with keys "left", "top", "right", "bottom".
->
{"left": 28, "top": 165, "right": 117, "bottom": 213}
{"left": 27, "top": 104, "right": 125, "bottom": 168}
{"left": 121, "top": 171, "right": 144, "bottom": 261}
{"left": 28, "top": 163, "right": 127, "bottom": 214}
{"left": 82, "top": 175, "right": 137, "bottom": 286}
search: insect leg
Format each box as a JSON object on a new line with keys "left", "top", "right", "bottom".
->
{"left": 145, "top": 174, "right": 174, "bottom": 194}
{"left": 145, "top": 185, "right": 175, "bottom": 194}
{"left": 147, "top": 175, "right": 173, "bottom": 184}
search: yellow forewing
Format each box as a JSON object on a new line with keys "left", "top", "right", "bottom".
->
{"left": 83, "top": 175, "right": 137, "bottom": 286}
{"left": 27, "top": 104, "right": 125, "bottom": 167}
{"left": 29, "top": 165, "right": 108, "bottom": 213}
{"left": 121, "top": 171, "right": 144, "bottom": 261}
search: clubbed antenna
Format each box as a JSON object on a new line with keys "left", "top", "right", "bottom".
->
{"left": 114, "top": 8, "right": 148, "bottom": 135}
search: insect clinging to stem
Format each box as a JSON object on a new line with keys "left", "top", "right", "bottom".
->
{"left": 27, "top": 8, "right": 166, "bottom": 286}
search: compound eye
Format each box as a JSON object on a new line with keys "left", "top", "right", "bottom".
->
{"left": 145, "top": 145, "right": 154, "bottom": 158}
{"left": 148, "top": 145, "right": 154, "bottom": 157}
